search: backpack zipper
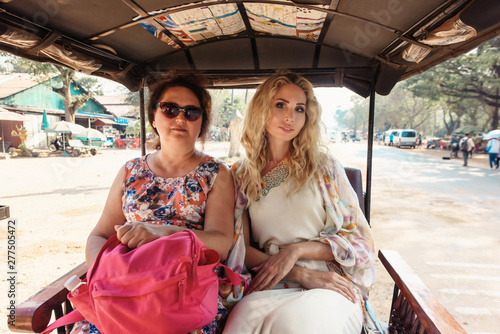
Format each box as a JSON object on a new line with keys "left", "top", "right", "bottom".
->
{"left": 178, "top": 278, "right": 186, "bottom": 309}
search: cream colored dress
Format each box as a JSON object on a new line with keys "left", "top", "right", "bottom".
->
{"left": 224, "top": 161, "right": 363, "bottom": 334}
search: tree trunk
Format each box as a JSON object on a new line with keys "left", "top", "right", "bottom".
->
{"left": 228, "top": 117, "right": 242, "bottom": 158}
{"left": 64, "top": 82, "right": 75, "bottom": 123}
{"left": 57, "top": 66, "right": 77, "bottom": 123}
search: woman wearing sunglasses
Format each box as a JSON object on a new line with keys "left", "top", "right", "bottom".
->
{"left": 77, "top": 75, "right": 236, "bottom": 334}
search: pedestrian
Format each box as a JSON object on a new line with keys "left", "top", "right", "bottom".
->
{"left": 389, "top": 132, "right": 394, "bottom": 146}
{"left": 469, "top": 135, "right": 475, "bottom": 158}
{"left": 497, "top": 144, "right": 500, "bottom": 168}
{"left": 459, "top": 133, "right": 474, "bottom": 166}
{"left": 486, "top": 138, "right": 500, "bottom": 170}
{"left": 416, "top": 134, "right": 422, "bottom": 149}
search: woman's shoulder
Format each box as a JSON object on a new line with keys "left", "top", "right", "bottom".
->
{"left": 230, "top": 158, "right": 244, "bottom": 171}
{"left": 197, "top": 153, "right": 235, "bottom": 179}
{"left": 318, "top": 151, "right": 342, "bottom": 172}
{"left": 229, "top": 159, "right": 246, "bottom": 179}
{"left": 124, "top": 155, "right": 146, "bottom": 171}
{"left": 196, "top": 154, "right": 234, "bottom": 189}
{"left": 199, "top": 153, "right": 222, "bottom": 168}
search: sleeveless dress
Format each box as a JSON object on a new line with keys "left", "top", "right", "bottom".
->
{"left": 71, "top": 154, "right": 226, "bottom": 334}
{"left": 223, "top": 159, "right": 364, "bottom": 334}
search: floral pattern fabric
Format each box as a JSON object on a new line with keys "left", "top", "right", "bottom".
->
{"left": 122, "top": 154, "right": 220, "bottom": 229}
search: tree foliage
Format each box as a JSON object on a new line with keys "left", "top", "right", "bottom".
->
{"left": 405, "top": 37, "right": 500, "bottom": 132}
{"left": 210, "top": 90, "right": 245, "bottom": 128}
{"left": 4, "top": 55, "right": 101, "bottom": 123}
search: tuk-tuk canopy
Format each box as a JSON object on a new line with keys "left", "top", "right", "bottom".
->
{"left": 0, "top": 0, "right": 499, "bottom": 97}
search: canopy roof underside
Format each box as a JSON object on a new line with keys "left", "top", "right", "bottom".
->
{"left": 0, "top": 0, "right": 499, "bottom": 97}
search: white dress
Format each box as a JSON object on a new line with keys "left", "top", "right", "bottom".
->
{"left": 223, "top": 161, "right": 363, "bottom": 334}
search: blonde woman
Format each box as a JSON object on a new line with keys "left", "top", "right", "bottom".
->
{"left": 223, "top": 72, "right": 375, "bottom": 333}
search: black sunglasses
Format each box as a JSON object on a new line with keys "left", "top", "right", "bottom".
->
{"left": 156, "top": 102, "right": 203, "bottom": 121}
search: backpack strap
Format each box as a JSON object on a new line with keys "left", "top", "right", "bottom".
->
{"left": 40, "top": 237, "right": 121, "bottom": 334}
{"left": 218, "top": 264, "right": 246, "bottom": 288}
{"left": 87, "top": 234, "right": 121, "bottom": 279}
{"left": 40, "top": 309, "right": 85, "bottom": 334}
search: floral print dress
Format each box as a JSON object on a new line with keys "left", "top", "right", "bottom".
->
{"left": 71, "top": 153, "right": 226, "bottom": 334}
{"left": 122, "top": 154, "right": 220, "bottom": 230}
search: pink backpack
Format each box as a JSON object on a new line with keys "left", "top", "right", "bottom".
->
{"left": 42, "top": 229, "right": 243, "bottom": 334}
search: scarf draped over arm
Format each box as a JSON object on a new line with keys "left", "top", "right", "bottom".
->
{"left": 312, "top": 155, "right": 375, "bottom": 298}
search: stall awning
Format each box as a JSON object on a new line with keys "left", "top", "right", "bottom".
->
{"left": 94, "top": 117, "right": 119, "bottom": 126}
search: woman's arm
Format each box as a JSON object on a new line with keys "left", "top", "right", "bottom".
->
{"left": 86, "top": 166, "right": 127, "bottom": 266}
{"left": 193, "top": 163, "right": 235, "bottom": 261}
{"left": 242, "top": 209, "right": 301, "bottom": 294}
{"left": 241, "top": 209, "right": 270, "bottom": 268}
{"left": 243, "top": 213, "right": 356, "bottom": 302}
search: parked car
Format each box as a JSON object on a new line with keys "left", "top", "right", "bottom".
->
{"left": 395, "top": 129, "right": 417, "bottom": 148}
{"left": 329, "top": 131, "right": 336, "bottom": 143}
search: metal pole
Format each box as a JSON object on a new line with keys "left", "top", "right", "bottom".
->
{"left": 1, "top": 121, "right": 5, "bottom": 153}
{"left": 365, "top": 84, "right": 375, "bottom": 224}
{"left": 139, "top": 86, "right": 146, "bottom": 157}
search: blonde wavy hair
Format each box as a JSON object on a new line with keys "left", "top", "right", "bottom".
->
{"left": 239, "top": 71, "right": 327, "bottom": 203}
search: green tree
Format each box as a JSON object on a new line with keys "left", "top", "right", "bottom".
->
{"left": 214, "top": 95, "right": 244, "bottom": 128}
{"left": 333, "top": 106, "right": 350, "bottom": 129}
{"left": 405, "top": 37, "right": 500, "bottom": 131}
{"left": 5, "top": 55, "right": 101, "bottom": 123}
{"left": 376, "top": 85, "right": 432, "bottom": 130}
{"left": 344, "top": 96, "right": 368, "bottom": 133}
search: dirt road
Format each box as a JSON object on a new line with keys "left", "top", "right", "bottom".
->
{"left": 1, "top": 141, "right": 498, "bottom": 333}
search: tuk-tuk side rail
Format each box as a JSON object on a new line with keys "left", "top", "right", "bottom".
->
{"left": 9, "top": 262, "right": 87, "bottom": 333}
{"left": 378, "top": 249, "right": 467, "bottom": 334}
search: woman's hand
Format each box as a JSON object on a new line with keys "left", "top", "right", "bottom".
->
{"left": 293, "top": 266, "right": 357, "bottom": 303}
{"left": 115, "top": 222, "right": 182, "bottom": 249}
{"left": 246, "top": 245, "right": 301, "bottom": 294}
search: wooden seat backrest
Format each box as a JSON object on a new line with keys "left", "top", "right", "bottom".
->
{"left": 344, "top": 167, "right": 365, "bottom": 214}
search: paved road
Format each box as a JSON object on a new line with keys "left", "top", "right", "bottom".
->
{"left": 1, "top": 141, "right": 498, "bottom": 334}
{"left": 331, "top": 141, "right": 500, "bottom": 334}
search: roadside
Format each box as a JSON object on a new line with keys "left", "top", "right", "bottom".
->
{"left": 404, "top": 145, "right": 490, "bottom": 169}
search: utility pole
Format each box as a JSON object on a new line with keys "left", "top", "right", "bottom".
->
{"left": 493, "top": 87, "right": 499, "bottom": 130}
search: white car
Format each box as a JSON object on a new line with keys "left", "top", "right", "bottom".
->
{"left": 395, "top": 129, "right": 417, "bottom": 148}
{"left": 329, "top": 131, "right": 336, "bottom": 143}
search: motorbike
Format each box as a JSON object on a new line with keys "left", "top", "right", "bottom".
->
{"left": 341, "top": 133, "right": 349, "bottom": 143}
{"left": 450, "top": 142, "right": 459, "bottom": 159}
{"left": 48, "top": 136, "right": 73, "bottom": 154}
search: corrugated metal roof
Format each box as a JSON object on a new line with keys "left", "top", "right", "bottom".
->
{"left": 0, "top": 73, "right": 39, "bottom": 99}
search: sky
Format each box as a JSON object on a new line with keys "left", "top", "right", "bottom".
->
{"left": 314, "top": 87, "right": 356, "bottom": 130}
